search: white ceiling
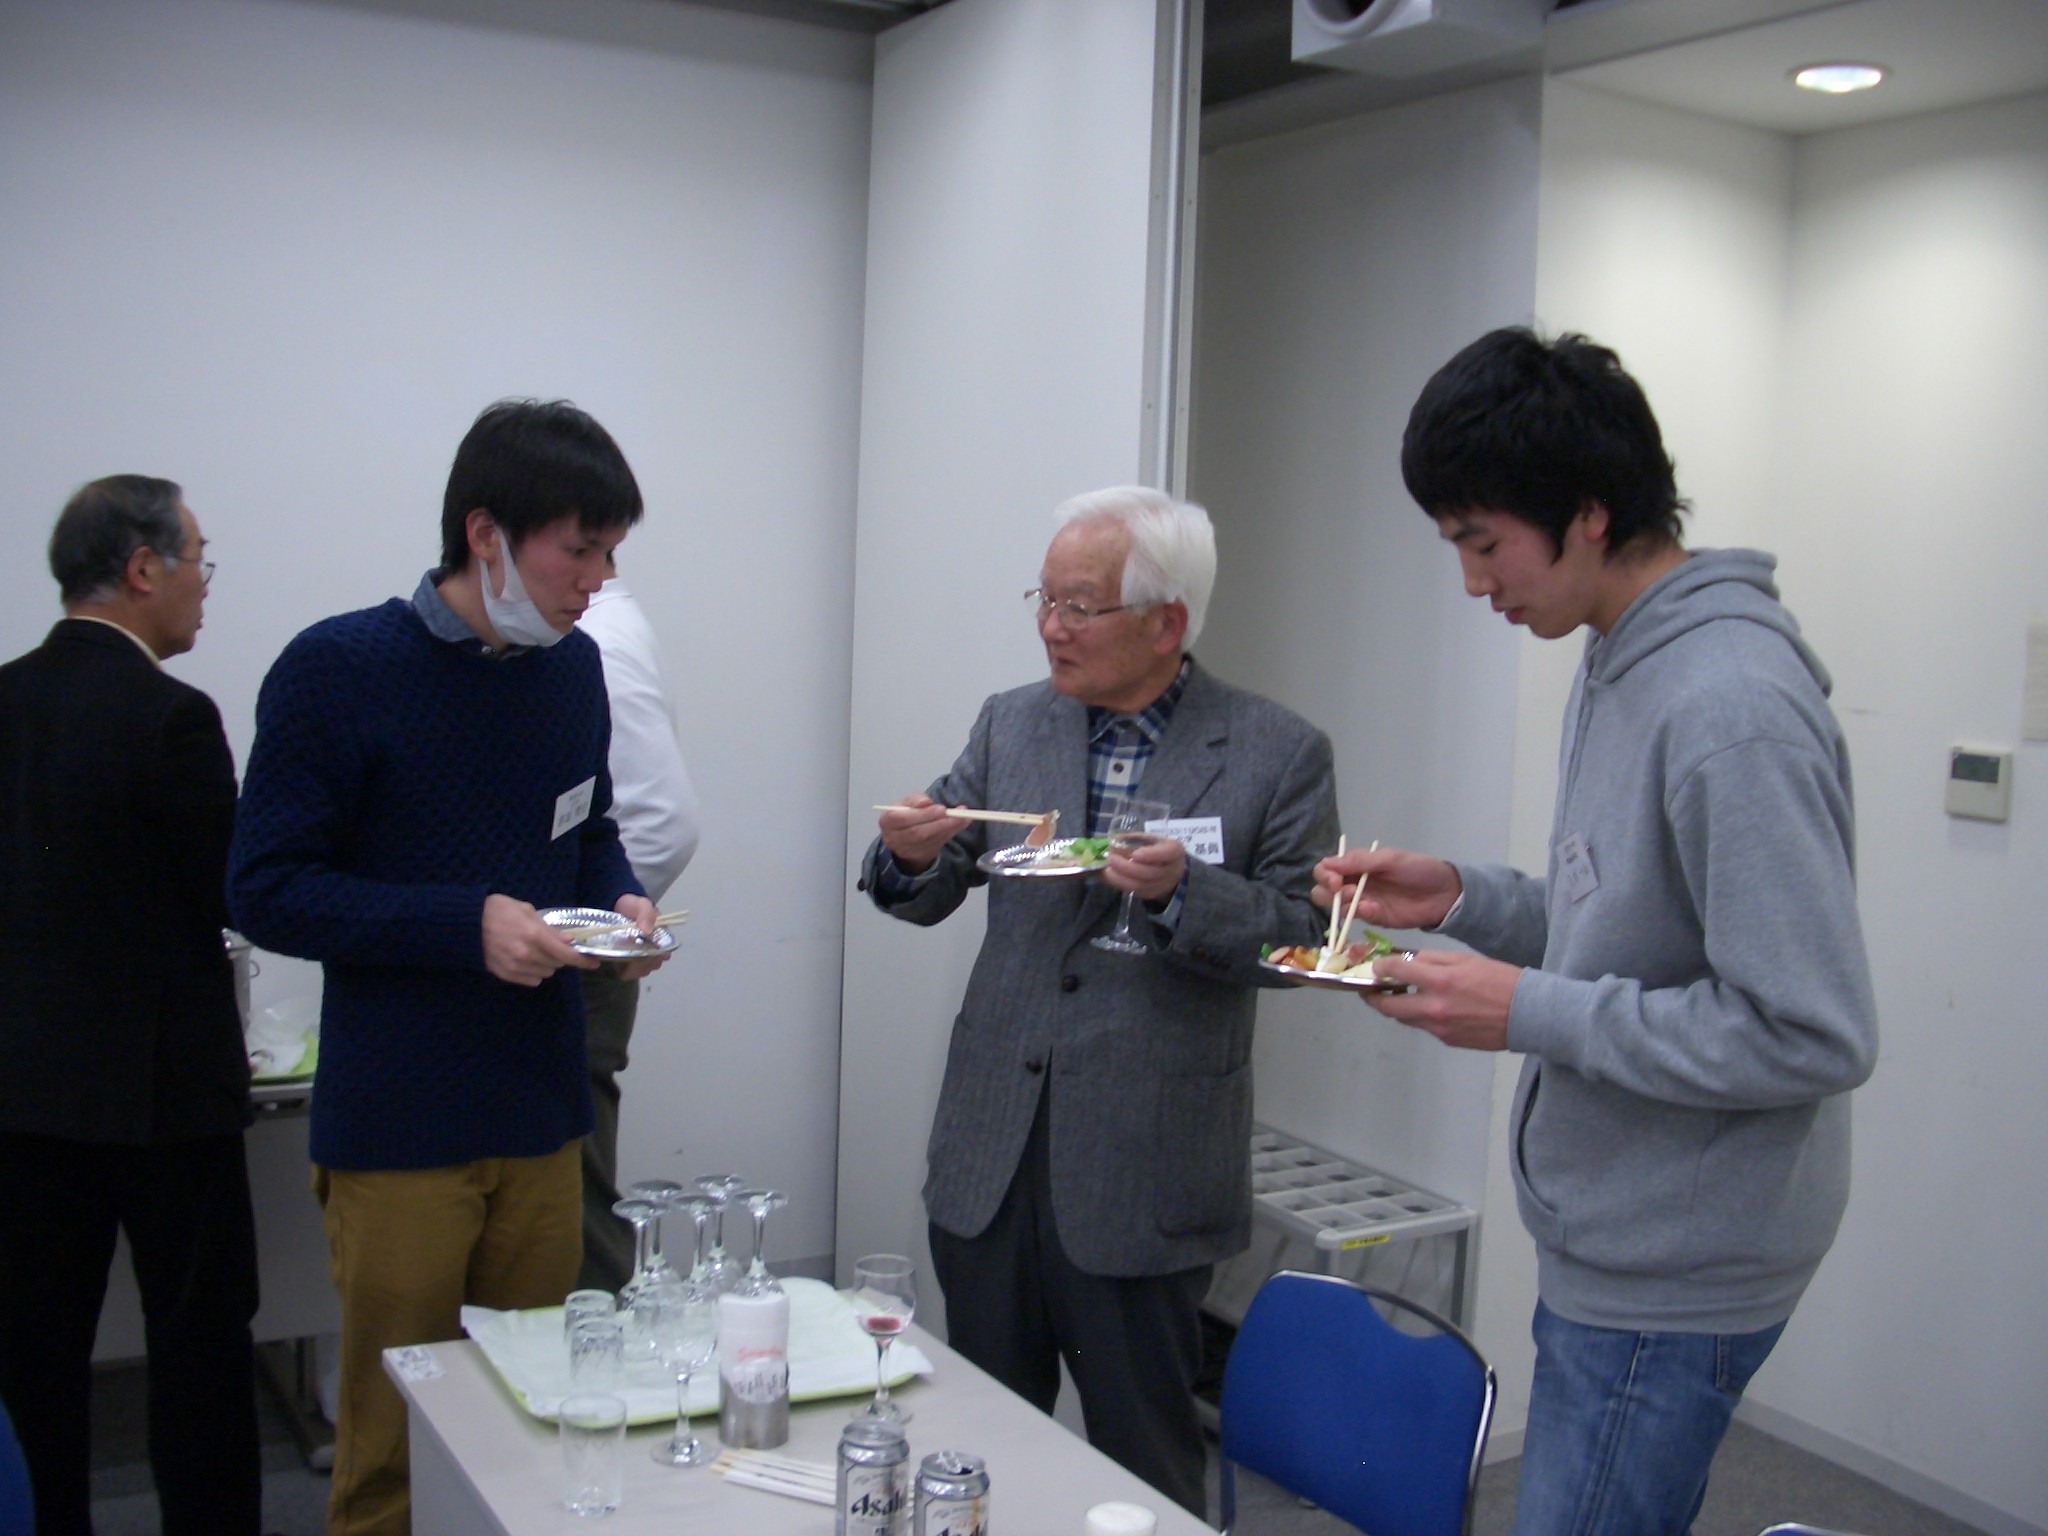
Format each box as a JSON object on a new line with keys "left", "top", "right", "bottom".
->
{"left": 1552, "top": 0, "right": 2048, "bottom": 135}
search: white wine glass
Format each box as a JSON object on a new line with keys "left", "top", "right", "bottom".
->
{"left": 646, "top": 1274, "right": 719, "bottom": 1468}
{"left": 849, "top": 1254, "right": 916, "bottom": 1422}
{"left": 693, "top": 1174, "right": 746, "bottom": 1295}
{"left": 1092, "top": 796, "right": 1171, "bottom": 955}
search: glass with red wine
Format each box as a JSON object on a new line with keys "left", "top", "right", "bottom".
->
{"left": 849, "top": 1253, "right": 917, "bottom": 1422}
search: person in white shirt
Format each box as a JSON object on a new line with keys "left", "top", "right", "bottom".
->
{"left": 575, "top": 574, "right": 699, "bottom": 1292}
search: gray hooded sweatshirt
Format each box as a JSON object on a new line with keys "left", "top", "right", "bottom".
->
{"left": 1444, "top": 549, "right": 1878, "bottom": 1334}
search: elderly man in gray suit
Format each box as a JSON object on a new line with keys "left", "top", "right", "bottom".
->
{"left": 864, "top": 486, "right": 1338, "bottom": 1516}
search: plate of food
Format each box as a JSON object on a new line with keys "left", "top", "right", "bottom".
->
{"left": 977, "top": 836, "right": 1114, "bottom": 879}
{"left": 1260, "top": 936, "right": 1414, "bottom": 994}
{"left": 539, "top": 906, "right": 683, "bottom": 960}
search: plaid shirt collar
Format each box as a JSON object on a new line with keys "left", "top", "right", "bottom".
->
{"left": 1086, "top": 656, "right": 1192, "bottom": 748}
{"left": 1083, "top": 657, "right": 1191, "bottom": 833}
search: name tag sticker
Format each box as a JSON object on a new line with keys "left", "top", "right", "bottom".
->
{"left": 1156, "top": 816, "right": 1225, "bottom": 865}
{"left": 552, "top": 777, "right": 596, "bottom": 841}
{"left": 1556, "top": 831, "right": 1598, "bottom": 904}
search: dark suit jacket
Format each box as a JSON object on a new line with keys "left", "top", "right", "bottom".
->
{"left": 0, "top": 619, "right": 248, "bottom": 1143}
{"left": 862, "top": 661, "right": 1339, "bottom": 1277}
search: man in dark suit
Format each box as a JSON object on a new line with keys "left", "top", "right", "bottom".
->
{"left": 865, "top": 487, "right": 1339, "bottom": 1517}
{"left": 0, "top": 476, "right": 262, "bottom": 1536}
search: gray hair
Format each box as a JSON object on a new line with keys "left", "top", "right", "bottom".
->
{"left": 48, "top": 476, "right": 186, "bottom": 604}
{"left": 1052, "top": 486, "right": 1217, "bottom": 646}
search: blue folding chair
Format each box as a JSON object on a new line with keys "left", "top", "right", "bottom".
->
{"left": 0, "top": 1392, "right": 31, "bottom": 1536}
{"left": 1219, "top": 1270, "right": 1495, "bottom": 1536}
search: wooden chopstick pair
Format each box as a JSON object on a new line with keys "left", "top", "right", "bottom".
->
{"left": 712, "top": 1448, "right": 835, "bottom": 1505}
{"left": 554, "top": 910, "right": 689, "bottom": 942}
{"left": 1316, "top": 838, "right": 1378, "bottom": 972}
{"left": 870, "top": 804, "right": 1058, "bottom": 829}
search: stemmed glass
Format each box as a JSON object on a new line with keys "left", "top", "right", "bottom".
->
{"left": 645, "top": 1273, "right": 719, "bottom": 1468}
{"left": 610, "top": 1197, "right": 661, "bottom": 1309}
{"left": 734, "top": 1189, "right": 788, "bottom": 1293}
{"left": 628, "top": 1179, "right": 686, "bottom": 1283}
{"left": 1092, "top": 796, "right": 1172, "bottom": 954}
{"left": 849, "top": 1254, "right": 916, "bottom": 1423}
{"left": 673, "top": 1195, "right": 715, "bottom": 1286}
{"left": 694, "top": 1174, "right": 746, "bottom": 1295}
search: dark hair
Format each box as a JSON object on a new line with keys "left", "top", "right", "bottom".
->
{"left": 48, "top": 475, "right": 186, "bottom": 603}
{"left": 439, "top": 399, "right": 643, "bottom": 570}
{"left": 1400, "top": 328, "right": 1687, "bottom": 557}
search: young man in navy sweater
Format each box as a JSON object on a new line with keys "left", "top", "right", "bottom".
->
{"left": 230, "top": 400, "right": 669, "bottom": 1536}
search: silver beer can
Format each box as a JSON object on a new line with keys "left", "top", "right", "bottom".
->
{"left": 836, "top": 1417, "right": 910, "bottom": 1536}
{"left": 913, "top": 1450, "right": 989, "bottom": 1536}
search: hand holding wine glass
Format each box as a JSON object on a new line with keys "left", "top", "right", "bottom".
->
{"left": 850, "top": 1254, "right": 916, "bottom": 1422}
{"left": 1093, "top": 796, "right": 1172, "bottom": 954}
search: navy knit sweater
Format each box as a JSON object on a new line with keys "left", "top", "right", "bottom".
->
{"left": 227, "top": 598, "right": 639, "bottom": 1171}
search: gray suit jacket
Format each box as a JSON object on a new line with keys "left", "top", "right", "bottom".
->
{"left": 861, "top": 661, "right": 1338, "bottom": 1277}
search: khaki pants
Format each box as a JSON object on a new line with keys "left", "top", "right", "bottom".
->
{"left": 314, "top": 1142, "right": 582, "bottom": 1536}
{"left": 576, "top": 968, "right": 641, "bottom": 1294}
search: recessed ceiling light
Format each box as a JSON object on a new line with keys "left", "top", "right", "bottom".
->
{"left": 1792, "top": 63, "right": 1888, "bottom": 95}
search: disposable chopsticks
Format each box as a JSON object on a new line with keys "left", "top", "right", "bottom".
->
{"left": 552, "top": 910, "right": 690, "bottom": 942}
{"left": 1316, "top": 837, "right": 1378, "bottom": 971}
{"left": 1333, "top": 840, "right": 1379, "bottom": 956}
{"left": 1316, "top": 836, "right": 1348, "bottom": 970}
{"left": 712, "top": 1448, "right": 836, "bottom": 1505}
{"left": 870, "top": 805, "right": 1057, "bottom": 828}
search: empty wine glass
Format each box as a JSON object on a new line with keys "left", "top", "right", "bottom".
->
{"left": 671, "top": 1194, "right": 715, "bottom": 1285}
{"left": 1092, "top": 796, "right": 1172, "bottom": 954}
{"left": 693, "top": 1174, "right": 745, "bottom": 1295}
{"left": 611, "top": 1197, "right": 661, "bottom": 1310}
{"left": 734, "top": 1189, "right": 788, "bottom": 1294}
{"left": 628, "top": 1179, "right": 686, "bottom": 1283}
{"left": 849, "top": 1254, "right": 916, "bottom": 1423}
{"left": 645, "top": 1273, "right": 719, "bottom": 1468}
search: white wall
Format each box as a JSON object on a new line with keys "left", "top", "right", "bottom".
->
{"left": 1535, "top": 79, "right": 2048, "bottom": 1533}
{"left": 1763, "top": 90, "right": 2048, "bottom": 1533}
{"left": 1188, "top": 76, "right": 1541, "bottom": 1306}
{"left": 834, "top": 0, "right": 1175, "bottom": 1330}
{"left": 0, "top": 0, "right": 874, "bottom": 1286}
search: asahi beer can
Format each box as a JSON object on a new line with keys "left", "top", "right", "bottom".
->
{"left": 836, "top": 1416, "right": 910, "bottom": 1536}
{"left": 913, "top": 1450, "right": 988, "bottom": 1536}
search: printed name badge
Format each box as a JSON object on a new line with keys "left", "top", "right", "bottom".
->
{"left": 1155, "top": 816, "right": 1225, "bottom": 865}
{"left": 552, "top": 776, "right": 596, "bottom": 841}
{"left": 1556, "top": 831, "right": 1598, "bottom": 904}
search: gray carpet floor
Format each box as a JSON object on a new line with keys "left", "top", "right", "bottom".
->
{"left": 80, "top": 1361, "right": 1987, "bottom": 1535}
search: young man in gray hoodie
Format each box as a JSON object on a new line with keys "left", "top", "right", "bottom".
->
{"left": 1318, "top": 328, "right": 1878, "bottom": 1534}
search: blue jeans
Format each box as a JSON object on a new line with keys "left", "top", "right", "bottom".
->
{"left": 1509, "top": 1299, "right": 1787, "bottom": 1536}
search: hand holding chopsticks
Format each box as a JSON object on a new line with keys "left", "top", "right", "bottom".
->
{"left": 873, "top": 800, "right": 1060, "bottom": 860}
{"left": 1315, "top": 837, "right": 1379, "bottom": 971}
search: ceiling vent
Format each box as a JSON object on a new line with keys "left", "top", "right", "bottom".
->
{"left": 1293, "top": 0, "right": 1552, "bottom": 77}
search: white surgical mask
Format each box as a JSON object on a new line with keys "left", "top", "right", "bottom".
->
{"left": 479, "top": 521, "right": 566, "bottom": 649}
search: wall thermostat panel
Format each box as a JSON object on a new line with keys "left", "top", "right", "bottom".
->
{"left": 1946, "top": 745, "right": 2012, "bottom": 823}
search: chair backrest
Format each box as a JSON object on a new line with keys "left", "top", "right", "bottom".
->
{"left": 1219, "top": 1271, "right": 1495, "bottom": 1536}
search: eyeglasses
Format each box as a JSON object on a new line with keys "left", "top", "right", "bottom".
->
{"left": 1025, "top": 588, "right": 1141, "bottom": 630}
{"left": 167, "top": 549, "right": 215, "bottom": 585}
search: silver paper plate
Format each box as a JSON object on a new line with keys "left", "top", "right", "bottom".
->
{"left": 976, "top": 838, "right": 1110, "bottom": 879}
{"left": 1259, "top": 954, "right": 1414, "bottom": 995}
{"left": 540, "top": 906, "right": 679, "bottom": 960}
